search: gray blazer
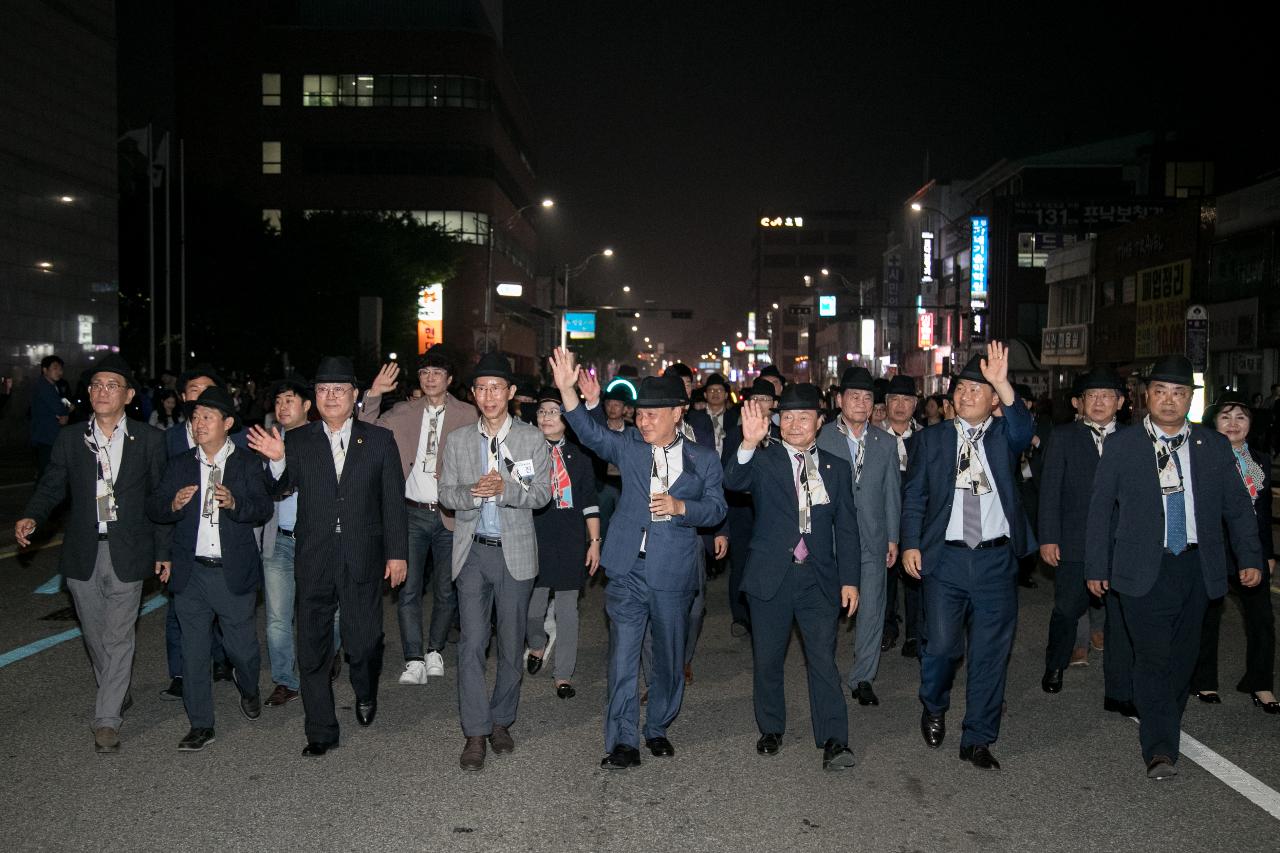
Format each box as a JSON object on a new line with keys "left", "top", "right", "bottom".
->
{"left": 816, "top": 419, "right": 901, "bottom": 575}
{"left": 438, "top": 417, "right": 552, "bottom": 581}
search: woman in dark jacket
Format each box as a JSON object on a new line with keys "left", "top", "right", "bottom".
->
{"left": 1192, "top": 392, "right": 1277, "bottom": 712}
{"left": 525, "top": 387, "right": 601, "bottom": 698}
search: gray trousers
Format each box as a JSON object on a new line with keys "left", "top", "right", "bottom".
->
{"left": 641, "top": 548, "right": 705, "bottom": 685}
{"left": 455, "top": 543, "right": 534, "bottom": 737}
{"left": 527, "top": 587, "right": 579, "bottom": 681}
{"left": 847, "top": 555, "right": 888, "bottom": 686}
{"left": 66, "top": 542, "right": 143, "bottom": 730}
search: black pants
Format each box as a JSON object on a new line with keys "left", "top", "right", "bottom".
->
{"left": 884, "top": 558, "right": 922, "bottom": 644}
{"left": 1118, "top": 550, "right": 1209, "bottom": 764}
{"left": 297, "top": 556, "right": 385, "bottom": 744}
{"left": 726, "top": 502, "right": 753, "bottom": 625}
{"left": 1103, "top": 591, "right": 1135, "bottom": 702}
{"left": 1192, "top": 562, "right": 1275, "bottom": 694}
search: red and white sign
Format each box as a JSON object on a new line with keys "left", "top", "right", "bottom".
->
{"left": 917, "top": 311, "right": 935, "bottom": 348}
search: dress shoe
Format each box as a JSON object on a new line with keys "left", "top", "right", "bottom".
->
{"left": 489, "top": 724, "right": 515, "bottom": 754}
{"left": 959, "top": 744, "right": 1000, "bottom": 770}
{"left": 1251, "top": 692, "right": 1280, "bottom": 714}
{"left": 302, "top": 740, "right": 338, "bottom": 757}
{"left": 756, "top": 732, "right": 782, "bottom": 755}
{"left": 645, "top": 736, "right": 675, "bottom": 757}
{"left": 1193, "top": 691, "right": 1221, "bottom": 704}
{"left": 600, "top": 745, "right": 641, "bottom": 769}
{"left": 1018, "top": 576, "right": 1038, "bottom": 589}
{"left": 330, "top": 650, "right": 343, "bottom": 683}
{"left": 1041, "top": 668, "right": 1063, "bottom": 694}
{"left": 1069, "top": 647, "right": 1089, "bottom": 667}
{"left": 93, "top": 726, "right": 120, "bottom": 754}
{"left": 460, "top": 736, "right": 486, "bottom": 770}
{"left": 526, "top": 650, "right": 545, "bottom": 675}
{"left": 1104, "top": 696, "right": 1139, "bottom": 718}
{"left": 1089, "top": 630, "right": 1105, "bottom": 652}
{"left": 240, "top": 692, "right": 262, "bottom": 721}
{"left": 880, "top": 635, "right": 897, "bottom": 652}
{"left": 178, "top": 728, "right": 216, "bottom": 752}
{"left": 730, "top": 620, "right": 751, "bottom": 638}
{"left": 851, "top": 681, "right": 880, "bottom": 706}
{"left": 920, "top": 709, "right": 945, "bottom": 748}
{"left": 158, "top": 676, "right": 183, "bottom": 701}
{"left": 901, "top": 638, "right": 919, "bottom": 658}
{"left": 265, "top": 684, "right": 299, "bottom": 707}
{"left": 212, "top": 661, "right": 233, "bottom": 682}
{"left": 684, "top": 663, "right": 694, "bottom": 685}
{"left": 556, "top": 682, "right": 576, "bottom": 699}
{"left": 822, "top": 739, "right": 856, "bottom": 771}
{"left": 355, "top": 698, "right": 377, "bottom": 727}
{"left": 1146, "top": 755, "right": 1178, "bottom": 780}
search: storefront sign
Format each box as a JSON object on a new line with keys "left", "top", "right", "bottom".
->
{"left": 1185, "top": 304, "right": 1208, "bottom": 372}
{"left": 921, "top": 232, "right": 934, "bottom": 282}
{"left": 416, "top": 283, "right": 443, "bottom": 352}
{"left": 917, "top": 311, "right": 935, "bottom": 348}
{"left": 1041, "top": 324, "right": 1088, "bottom": 366}
{"left": 1134, "top": 260, "right": 1190, "bottom": 359}
{"left": 970, "top": 217, "right": 989, "bottom": 298}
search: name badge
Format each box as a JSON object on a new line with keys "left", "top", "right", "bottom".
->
{"left": 1159, "top": 465, "right": 1183, "bottom": 495}
{"left": 513, "top": 459, "right": 535, "bottom": 479}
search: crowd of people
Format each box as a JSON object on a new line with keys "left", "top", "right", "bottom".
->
{"left": 11, "top": 341, "right": 1276, "bottom": 780}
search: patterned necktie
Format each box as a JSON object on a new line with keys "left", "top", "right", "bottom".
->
{"left": 680, "top": 420, "right": 696, "bottom": 442}
{"left": 1162, "top": 436, "right": 1187, "bottom": 554}
{"left": 962, "top": 429, "right": 983, "bottom": 547}
{"left": 1083, "top": 419, "right": 1108, "bottom": 456}
{"left": 793, "top": 452, "right": 810, "bottom": 561}
{"left": 713, "top": 413, "right": 725, "bottom": 454}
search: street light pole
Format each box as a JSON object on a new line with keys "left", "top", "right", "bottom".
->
{"left": 559, "top": 248, "right": 614, "bottom": 350}
{"left": 484, "top": 198, "right": 554, "bottom": 353}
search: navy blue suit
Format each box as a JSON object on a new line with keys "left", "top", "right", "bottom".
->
{"left": 1086, "top": 422, "right": 1262, "bottom": 764}
{"left": 900, "top": 397, "right": 1034, "bottom": 749}
{"left": 724, "top": 441, "right": 860, "bottom": 746}
{"left": 564, "top": 403, "right": 726, "bottom": 751}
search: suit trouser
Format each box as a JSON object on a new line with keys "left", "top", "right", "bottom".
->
{"left": 604, "top": 561, "right": 695, "bottom": 751}
{"left": 173, "top": 567, "right": 260, "bottom": 729}
{"left": 884, "top": 559, "right": 923, "bottom": 644}
{"left": 165, "top": 589, "right": 226, "bottom": 679}
{"left": 847, "top": 555, "right": 888, "bottom": 686}
{"left": 263, "top": 535, "right": 340, "bottom": 692}
{"left": 1118, "top": 549, "right": 1209, "bottom": 764}
{"left": 1103, "top": 590, "right": 1135, "bottom": 701}
{"left": 749, "top": 564, "right": 849, "bottom": 747}
{"left": 920, "top": 543, "right": 1017, "bottom": 748}
{"left": 1045, "top": 560, "right": 1093, "bottom": 670}
{"left": 726, "top": 503, "right": 753, "bottom": 625}
{"left": 399, "top": 506, "right": 457, "bottom": 658}
{"left": 297, "top": 548, "right": 385, "bottom": 744}
{"left": 1192, "top": 561, "right": 1275, "bottom": 694}
{"left": 66, "top": 542, "right": 142, "bottom": 730}
{"left": 527, "top": 587, "right": 580, "bottom": 681}
{"left": 640, "top": 548, "right": 706, "bottom": 684}
{"left": 456, "top": 543, "right": 534, "bottom": 736}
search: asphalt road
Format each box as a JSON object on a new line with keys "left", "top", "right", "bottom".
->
{"left": 1, "top": 491, "right": 1278, "bottom": 852}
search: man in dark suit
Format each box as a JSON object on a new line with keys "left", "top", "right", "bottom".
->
{"left": 148, "top": 387, "right": 273, "bottom": 751}
{"left": 15, "top": 354, "right": 170, "bottom": 754}
{"left": 551, "top": 349, "right": 727, "bottom": 769}
{"left": 725, "top": 384, "right": 861, "bottom": 770}
{"left": 1085, "top": 355, "right": 1262, "bottom": 780}
{"left": 881, "top": 374, "right": 924, "bottom": 657}
{"left": 700, "top": 372, "right": 736, "bottom": 579}
{"left": 248, "top": 356, "right": 409, "bottom": 756}
{"left": 901, "top": 343, "right": 1034, "bottom": 771}
{"left": 30, "top": 354, "right": 69, "bottom": 478}
{"left": 1038, "top": 367, "right": 1134, "bottom": 711}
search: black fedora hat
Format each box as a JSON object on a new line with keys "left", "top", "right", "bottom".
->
{"left": 702, "top": 373, "right": 728, "bottom": 390}
{"left": 838, "top": 367, "right": 875, "bottom": 392}
{"left": 663, "top": 363, "right": 694, "bottom": 380}
{"left": 314, "top": 356, "right": 358, "bottom": 385}
{"left": 954, "top": 354, "right": 991, "bottom": 387}
{"left": 537, "top": 386, "right": 563, "bottom": 405}
{"left": 886, "top": 375, "right": 917, "bottom": 397}
{"left": 1077, "top": 367, "right": 1126, "bottom": 394}
{"left": 1145, "top": 354, "right": 1200, "bottom": 388}
{"left": 758, "top": 364, "right": 785, "bottom": 385}
{"left": 86, "top": 353, "right": 139, "bottom": 390}
{"left": 416, "top": 344, "right": 453, "bottom": 375}
{"left": 747, "top": 378, "right": 777, "bottom": 400}
{"left": 633, "top": 375, "right": 689, "bottom": 408}
{"left": 777, "top": 383, "right": 822, "bottom": 411}
{"left": 188, "top": 385, "right": 239, "bottom": 423}
{"left": 471, "top": 352, "right": 514, "bottom": 385}
{"left": 1202, "top": 389, "right": 1252, "bottom": 425}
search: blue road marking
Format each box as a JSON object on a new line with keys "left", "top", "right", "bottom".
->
{"left": 0, "top": 593, "right": 167, "bottom": 670}
{"left": 34, "top": 574, "right": 63, "bottom": 594}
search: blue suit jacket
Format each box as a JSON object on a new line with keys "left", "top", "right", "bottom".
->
{"left": 1038, "top": 421, "right": 1128, "bottom": 564}
{"left": 900, "top": 398, "right": 1036, "bottom": 573}
{"left": 30, "top": 378, "right": 65, "bottom": 446}
{"left": 166, "top": 421, "right": 249, "bottom": 459}
{"left": 148, "top": 445, "right": 273, "bottom": 595}
{"left": 1085, "top": 423, "right": 1263, "bottom": 598}
{"left": 565, "top": 404, "right": 726, "bottom": 590}
{"left": 723, "top": 442, "right": 860, "bottom": 602}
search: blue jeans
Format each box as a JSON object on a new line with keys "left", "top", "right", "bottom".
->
{"left": 400, "top": 506, "right": 457, "bottom": 658}
{"left": 263, "top": 534, "right": 340, "bottom": 691}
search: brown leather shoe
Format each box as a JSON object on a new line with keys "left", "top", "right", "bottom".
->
{"left": 94, "top": 726, "right": 120, "bottom": 754}
{"left": 265, "top": 684, "right": 299, "bottom": 707}
{"left": 1069, "top": 647, "right": 1089, "bottom": 667}
{"left": 489, "top": 724, "right": 515, "bottom": 754}
{"left": 1090, "top": 630, "right": 1105, "bottom": 652}
{"left": 684, "top": 663, "right": 693, "bottom": 685}
{"left": 460, "top": 736, "right": 486, "bottom": 771}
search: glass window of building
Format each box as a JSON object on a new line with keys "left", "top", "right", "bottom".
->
{"left": 1017, "top": 232, "right": 1048, "bottom": 268}
{"left": 302, "top": 73, "right": 489, "bottom": 109}
{"left": 262, "top": 73, "right": 282, "bottom": 106}
{"left": 262, "top": 209, "right": 282, "bottom": 232}
{"left": 262, "top": 141, "right": 282, "bottom": 174}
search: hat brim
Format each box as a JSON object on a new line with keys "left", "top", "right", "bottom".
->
{"left": 839, "top": 383, "right": 875, "bottom": 393}
{"left": 777, "top": 402, "right": 822, "bottom": 411}
{"left": 632, "top": 398, "right": 688, "bottom": 409}
{"left": 1144, "top": 373, "right": 1201, "bottom": 389}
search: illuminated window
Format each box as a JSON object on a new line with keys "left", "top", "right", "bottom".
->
{"left": 262, "top": 73, "right": 281, "bottom": 106}
{"left": 302, "top": 74, "right": 489, "bottom": 109}
{"left": 262, "top": 209, "right": 282, "bottom": 233}
{"left": 1017, "top": 233, "right": 1047, "bottom": 268}
{"left": 262, "top": 141, "right": 282, "bottom": 174}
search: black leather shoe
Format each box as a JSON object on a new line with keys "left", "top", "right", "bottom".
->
{"left": 881, "top": 635, "right": 897, "bottom": 652}
{"left": 645, "top": 736, "right": 675, "bottom": 757}
{"left": 355, "top": 698, "right": 377, "bottom": 727}
{"left": 178, "top": 728, "right": 216, "bottom": 752}
{"left": 1041, "top": 668, "right": 1064, "bottom": 694}
{"left": 526, "top": 651, "right": 545, "bottom": 675}
{"left": 240, "top": 692, "right": 262, "bottom": 721}
{"left": 330, "top": 651, "right": 343, "bottom": 683}
{"left": 1193, "top": 691, "right": 1221, "bottom": 704}
{"left": 302, "top": 740, "right": 339, "bottom": 757}
{"left": 212, "top": 661, "right": 233, "bottom": 682}
{"left": 901, "top": 638, "right": 919, "bottom": 658}
{"left": 822, "top": 739, "right": 856, "bottom": 771}
{"left": 600, "top": 745, "right": 641, "bottom": 769}
{"left": 730, "top": 620, "right": 751, "bottom": 638}
{"left": 158, "top": 676, "right": 183, "bottom": 701}
{"left": 1252, "top": 693, "right": 1280, "bottom": 714}
{"left": 959, "top": 744, "right": 1000, "bottom": 770}
{"left": 1104, "top": 697, "right": 1139, "bottom": 718}
{"left": 756, "top": 732, "right": 782, "bottom": 755}
{"left": 851, "top": 681, "right": 880, "bottom": 706}
{"left": 1018, "top": 576, "right": 1038, "bottom": 589}
{"left": 556, "top": 683, "right": 576, "bottom": 699}
{"left": 920, "top": 709, "right": 945, "bottom": 748}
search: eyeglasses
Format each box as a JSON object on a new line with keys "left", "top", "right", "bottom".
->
{"left": 472, "top": 383, "right": 509, "bottom": 396}
{"left": 418, "top": 368, "right": 449, "bottom": 379}
{"left": 535, "top": 407, "right": 562, "bottom": 419}
{"left": 88, "top": 382, "right": 125, "bottom": 394}
{"left": 314, "top": 384, "right": 353, "bottom": 397}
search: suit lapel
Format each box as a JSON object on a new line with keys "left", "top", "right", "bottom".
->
{"left": 768, "top": 444, "right": 801, "bottom": 530}
{"left": 1188, "top": 425, "right": 1208, "bottom": 528}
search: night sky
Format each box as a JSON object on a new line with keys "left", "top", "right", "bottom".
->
{"left": 505, "top": 2, "right": 1268, "bottom": 364}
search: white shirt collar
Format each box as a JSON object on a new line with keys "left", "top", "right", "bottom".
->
{"left": 197, "top": 438, "right": 234, "bottom": 466}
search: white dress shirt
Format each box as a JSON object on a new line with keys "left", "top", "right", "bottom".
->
{"left": 195, "top": 439, "right": 235, "bottom": 559}
{"left": 945, "top": 425, "right": 1011, "bottom": 542}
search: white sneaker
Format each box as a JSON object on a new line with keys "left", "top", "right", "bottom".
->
{"left": 424, "top": 650, "right": 445, "bottom": 678}
{"left": 398, "top": 659, "right": 428, "bottom": 685}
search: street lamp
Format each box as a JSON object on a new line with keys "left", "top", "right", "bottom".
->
{"left": 484, "top": 197, "right": 555, "bottom": 352}
{"left": 560, "top": 247, "right": 615, "bottom": 348}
